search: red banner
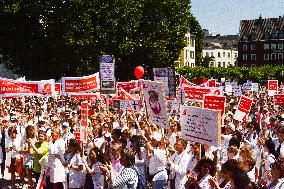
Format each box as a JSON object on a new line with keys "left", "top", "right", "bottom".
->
{"left": 117, "top": 81, "right": 139, "bottom": 92}
{"left": 183, "top": 87, "right": 222, "bottom": 101}
{"left": 203, "top": 95, "right": 226, "bottom": 116}
{"left": 274, "top": 94, "right": 284, "bottom": 106}
{"left": 208, "top": 79, "right": 216, "bottom": 87}
{"left": 62, "top": 73, "right": 99, "bottom": 93}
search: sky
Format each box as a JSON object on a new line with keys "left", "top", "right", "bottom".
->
{"left": 191, "top": 0, "right": 284, "bottom": 35}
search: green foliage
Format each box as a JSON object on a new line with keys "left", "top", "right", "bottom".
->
{"left": 177, "top": 66, "right": 284, "bottom": 82}
{"left": 0, "top": 0, "right": 196, "bottom": 80}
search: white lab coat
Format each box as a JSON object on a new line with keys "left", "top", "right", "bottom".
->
{"left": 48, "top": 138, "right": 66, "bottom": 183}
{"left": 169, "top": 151, "right": 191, "bottom": 189}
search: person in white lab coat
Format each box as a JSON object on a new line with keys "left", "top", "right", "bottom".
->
{"left": 47, "top": 128, "right": 66, "bottom": 189}
{"left": 167, "top": 138, "right": 191, "bottom": 189}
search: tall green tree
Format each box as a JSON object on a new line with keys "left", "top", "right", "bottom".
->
{"left": 0, "top": 0, "right": 194, "bottom": 80}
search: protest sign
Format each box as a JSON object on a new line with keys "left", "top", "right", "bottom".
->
{"left": 166, "top": 98, "right": 179, "bottom": 113}
{"left": 117, "top": 80, "right": 139, "bottom": 92}
{"left": 234, "top": 86, "right": 242, "bottom": 96}
{"left": 153, "top": 67, "right": 176, "bottom": 98}
{"left": 55, "top": 83, "right": 62, "bottom": 96}
{"left": 203, "top": 95, "right": 226, "bottom": 116}
{"left": 62, "top": 73, "right": 99, "bottom": 94}
{"left": 142, "top": 80, "right": 169, "bottom": 129}
{"left": 178, "top": 88, "right": 186, "bottom": 104}
{"left": 80, "top": 102, "right": 88, "bottom": 142}
{"left": 274, "top": 94, "right": 284, "bottom": 106}
{"left": 100, "top": 55, "right": 116, "bottom": 93}
{"left": 252, "top": 83, "right": 259, "bottom": 92}
{"left": 225, "top": 84, "right": 233, "bottom": 94}
{"left": 233, "top": 96, "right": 253, "bottom": 121}
{"left": 180, "top": 106, "right": 221, "bottom": 147}
{"left": 208, "top": 79, "right": 216, "bottom": 87}
{"left": 268, "top": 80, "right": 278, "bottom": 96}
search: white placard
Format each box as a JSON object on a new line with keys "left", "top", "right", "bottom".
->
{"left": 180, "top": 106, "right": 220, "bottom": 147}
{"left": 142, "top": 80, "right": 169, "bottom": 129}
{"left": 252, "top": 83, "right": 259, "bottom": 92}
{"left": 234, "top": 86, "right": 242, "bottom": 96}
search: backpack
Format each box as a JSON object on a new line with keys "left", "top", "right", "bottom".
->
{"left": 130, "top": 166, "right": 146, "bottom": 189}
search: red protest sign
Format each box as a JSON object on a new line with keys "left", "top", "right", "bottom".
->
{"left": 74, "top": 132, "right": 81, "bottom": 143}
{"left": 274, "top": 94, "right": 284, "bottom": 106}
{"left": 81, "top": 102, "right": 88, "bottom": 127}
{"left": 208, "top": 79, "right": 216, "bottom": 87}
{"left": 55, "top": 83, "right": 61, "bottom": 96}
{"left": 268, "top": 80, "right": 278, "bottom": 96}
{"left": 234, "top": 96, "right": 253, "bottom": 121}
{"left": 203, "top": 95, "right": 226, "bottom": 116}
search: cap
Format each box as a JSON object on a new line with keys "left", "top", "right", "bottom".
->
{"left": 62, "top": 122, "right": 69, "bottom": 127}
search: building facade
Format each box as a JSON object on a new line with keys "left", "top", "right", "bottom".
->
{"left": 238, "top": 16, "right": 284, "bottom": 66}
{"left": 203, "top": 49, "right": 238, "bottom": 67}
{"left": 179, "top": 33, "right": 195, "bottom": 67}
{"left": 202, "top": 35, "right": 238, "bottom": 67}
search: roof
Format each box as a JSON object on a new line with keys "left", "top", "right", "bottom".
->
{"left": 239, "top": 16, "right": 284, "bottom": 41}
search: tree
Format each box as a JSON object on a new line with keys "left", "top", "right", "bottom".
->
{"left": 0, "top": 0, "right": 195, "bottom": 81}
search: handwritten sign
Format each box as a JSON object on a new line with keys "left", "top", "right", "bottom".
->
{"left": 142, "top": 80, "right": 169, "bottom": 129}
{"left": 203, "top": 95, "right": 226, "bottom": 116}
{"left": 233, "top": 96, "right": 253, "bottom": 121}
{"left": 268, "top": 80, "right": 278, "bottom": 96}
{"left": 180, "top": 106, "right": 221, "bottom": 147}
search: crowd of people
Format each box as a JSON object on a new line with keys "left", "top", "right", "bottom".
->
{"left": 0, "top": 84, "right": 284, "bottom": 189}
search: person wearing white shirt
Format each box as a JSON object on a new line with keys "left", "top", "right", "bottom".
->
{"left": 5, "top": 126, "right": 22, "bottom": 187}
{"left": 48, "top": 128, "right": 66, "bottom": 189}
{"left": 186, "top": 158, "right": 217, "bottom": 189}
{"left": 167, "top": 138, "right": 191, "bottom": 189}
{"left": 144, "top": 134, "right": 168, "bottom": 189}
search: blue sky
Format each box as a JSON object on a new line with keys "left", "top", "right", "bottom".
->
{"left": 191, "top": 0, "right": 284, "bottom": 35}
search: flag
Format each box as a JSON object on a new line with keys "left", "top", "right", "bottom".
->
{"left": 179, "top": 75, "right": 194, "bottom": 87}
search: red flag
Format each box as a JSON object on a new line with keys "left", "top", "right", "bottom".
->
{"left": 179, "top": 75, "right": 194, "bottom": 87}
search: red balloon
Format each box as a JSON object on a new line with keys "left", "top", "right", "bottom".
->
{"left": 134, "top": 66, "right": 144, "bottom": 79}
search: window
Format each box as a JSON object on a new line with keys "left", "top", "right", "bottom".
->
{"left": 280, "top": 32, "right": 284, "bottom": 39}
{"left": 264, "top": 53, "right": 270, "bottom": 60}
{"left": 251, "top": 54, "right": 256, "bottom": 61}
{"left": 264, "top": 44, "right": 270, "bottom": 49}
{"left": 278, "top": 53, "right": 283, "bottom": 60}
{"left": 263, "top": 33, "right": 270, "bottom": 40}
{"left": 243, "top": 45, "right": 247, "bottom": 51}
{"left": 271, "top": 44, "right": 277, "bottom": 49}
{"left": 186, "top": 37, "right": 190, "bottom": 45}
{"left": 223, "top": 62, "right": 226, "bottom": 67}
{"left": 190, "top": 51, "right": 194, "bottom": 59}
{"left": 271, "top": 33, "right": 278, "bottom": 39}
{"left": 206, "top": 52, "right": 209, "bottom": 57}
{"left": 250, "top": 44, "right": 256, "bottom": 50}
{"left": 211, "top": 52, "right": 214, "bottom": 57}
{"left": 243, "top": 35, "right": 248, "bottom": 40}
{"left": 223, "top": 52, "right": 225, "bottom": 57}
{"left": 243, "top": 54, "right": 247, "bottom": 61}
{"left": 190, "top": 38, "right": 195, "bottom": 47}
{"left": 218, "top": 52, "right": 221, "bottom": 58}
{"left": 185, "top": 50, "right": 188, "bottom": 60}
{"left": 228, "top": 53, "right": 231, "bottom": 58}
{"left": 278, "top": 44, "right": 283, "bottom": 50}
{"left": 191, "top": 63, "right": 195, "bottom": 67}
{"left": 251, "top": 34, "right": 257, "bottom": 40}
{"left": 218, "top": 62, "right": 221, "bottom": 67}
{"left": 271, "top": 53, "right": 276, "bottom": 60}
{"left": 234, "top": 53, "right": 237, "bottom": 58}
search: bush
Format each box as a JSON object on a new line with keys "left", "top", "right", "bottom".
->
{"left": 177, "top": 66, "right": 284, "bottom": 83}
